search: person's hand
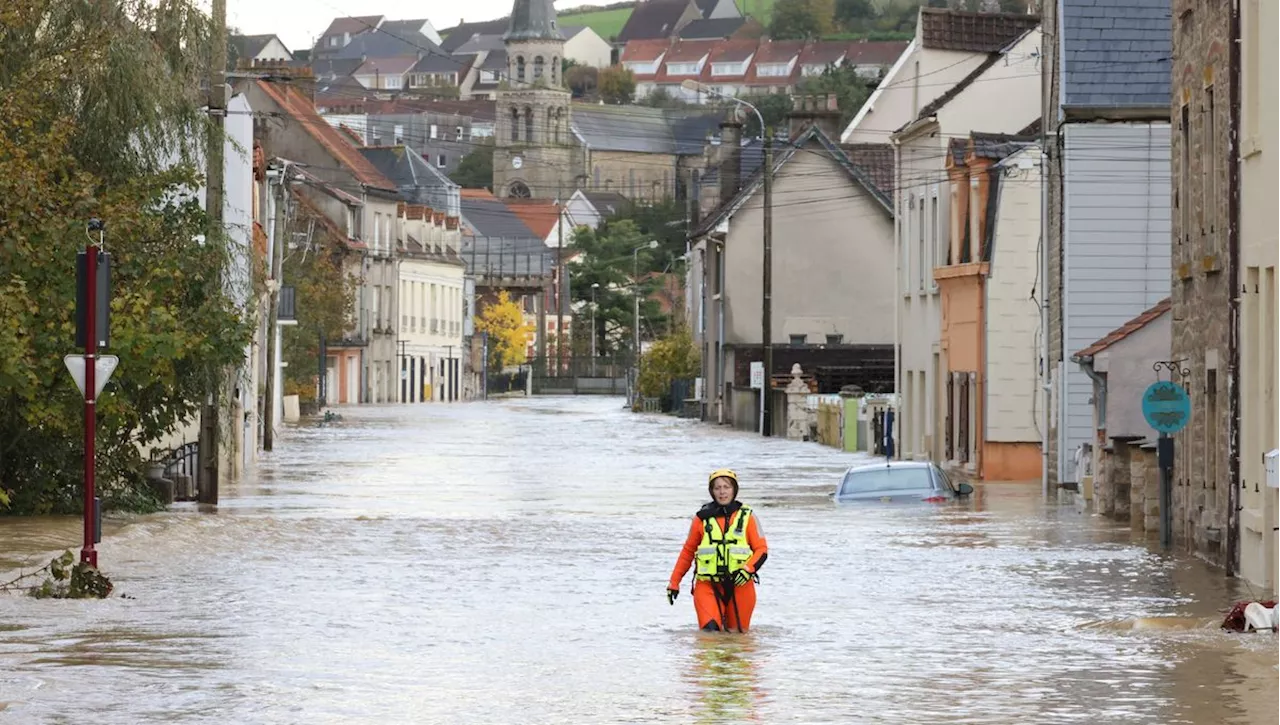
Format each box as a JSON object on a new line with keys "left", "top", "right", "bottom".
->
{"left": 667, "top": 588, "right": 679, "bottom": 605}
{"left": 733, "top": 569, "right": 758, "bottom": 587}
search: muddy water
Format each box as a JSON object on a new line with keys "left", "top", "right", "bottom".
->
{"left": 0, "top": 397, "right": 1275, "bottom": 723}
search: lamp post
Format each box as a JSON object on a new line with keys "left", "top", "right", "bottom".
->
{"left": 633, "top": 240, "right": 659, "bottom": 403}
{"left": 591, "top": 282, "right": 600, "bottom": 377}
{"left": 681, "top": 79, "right": 773, "bottom": 437}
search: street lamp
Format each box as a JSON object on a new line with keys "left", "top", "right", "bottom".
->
{"left": 633, "top": 240, "right": 659, "bottom": 401}
{"left": 591, "top": 282, "right": 600, "bottom": 377}
{"left": 681, "top": 79, "right": 774, "bottom": 437}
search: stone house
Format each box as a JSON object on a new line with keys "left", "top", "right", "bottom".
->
{"left": 1070, "top": 299, "right": 1171, "bottom": 525}
{"left": 889, "top": 23, "right": 1042, "bottom": 467}
{"left": 936, "top": 136, "right": 1043, "bottom": 481}
{"left": 1170, "top": 0, "right": 1236, "bottom": 569}
{"left": 1237, "top": 0, "right": 1279, "bottom": 592}
{"left": 1042, "top": 0, "right": 1173, "bottom": 491}
{"left": 687, "top": 113, "right": 895, "bottom": 428}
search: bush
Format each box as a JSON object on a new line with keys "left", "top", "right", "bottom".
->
{"left": 638, "top": 325, "right": 700, "bottom": 399}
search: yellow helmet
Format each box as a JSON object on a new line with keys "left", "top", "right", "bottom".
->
{"left": 708, "top": 469, "right": 740, "bottom": 498}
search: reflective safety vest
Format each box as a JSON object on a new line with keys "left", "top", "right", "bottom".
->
{"left": 694, "top": 507, "right": 753, "bottom": 580}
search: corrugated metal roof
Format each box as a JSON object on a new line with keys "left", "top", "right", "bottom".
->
{"left": 1061, "top": 0, "right": 1171, "bottom": 111}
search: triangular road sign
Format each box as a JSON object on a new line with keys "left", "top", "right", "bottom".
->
{"left": 63, "top": 355, "right": 119, "bottom": 399}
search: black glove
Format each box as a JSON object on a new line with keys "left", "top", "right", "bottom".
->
{"left": 667, "top": 588, "right": 679, "bottom": 605}
{"left": 733, "top": 569, "right": 759, "bottom": 587}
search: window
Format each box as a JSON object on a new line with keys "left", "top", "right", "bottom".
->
{"left": 825, "top": 334, "right": 843, "bottom": 345}
{"left": 917, "top": 194, "right": 926, "bottom": 291}
{"left": 666, "top": 62, "right": 699, "bottom": 75}
{"left": 789, "top": 334, "right": 807, "bottom": 345}
{"left": 712, "top": 62, "right": 744, "bottom": 76}
{"left": 757, "top": 63, "right": 789, "bottom": 77}
{"left": 838, "top": 466, "right": 934, "bottom": 497}
{"left": 481, "top": 70, "right": 499, "bottom": 83}
{"left": 1205, "top": 84, "right": 1216, "bottom": 246}
{"left": 374, "top": 212, "right": 382, "bottom": 251}
{"left": 902, "top": 197, "right": 913, "bottom": 293}
{"left": 456, "top": 126, "right": 464, "bottom": 141}
{"left": 524, "top": 106, "right": 533, "bottom": 143}
{"left": 534, "top": 56, "right": 545, "bottom": 80}
{"left": 437, "top": 154, "right": 447, "bottom": 168}
{"left": 1180, "top": 103, "right": 1191, "bottom": 252}
{"left": 394, "top": 124, "right": 404, "bottom": 144}
{"left": 930, "top": 192, "right": 939, "bottom": 281}
{"left": 516, "top": 56, "right": 526, "bottom": 82}
{"left": 430, "top": 124, "right": 438, "bottom": 139}
{"left": 511, "top": 108, "right": 519, "bottom": 141}
{"left": 508, "top": 181, "right": 532, "bottom": 198}
{"left": 385, "top": 76, "right": 401, "bottom": 90}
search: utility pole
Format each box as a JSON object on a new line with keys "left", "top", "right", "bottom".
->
{"left": 761, "top": 127, "right": 774, "bottom": 437}
{"left": 198, "top": 0, "right": 228, "bottom": 504}
{"left": 263, "top": 165, "right": 288, "bottom": 451}
{"left": 556, "top": 189, "right": 565, "bottom": 376}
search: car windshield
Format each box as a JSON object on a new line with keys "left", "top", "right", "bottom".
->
{"left": 840, "top": 466, "right": 935, "bottom": 494}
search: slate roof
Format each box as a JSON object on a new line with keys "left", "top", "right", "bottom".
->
{"left": 354, "top": 57, "right": 420, "bottom": 78}
{"left": 845, "top": 41, "right": 909, "bottom": 67}
{"left": 460, "top": 198, "right": 544, "bottom": 246}
{"left": 1060, "top": 0, "right": 1172, "bottom": 111}
{"left": 617, "top": 0, "right": 696, "bottom": 43}
{"left": 503, "top": 199, "right": 560, "bottom": 239}
{"left": 919, "top": 8, "right": 1040, "bottom": 52}
{"left": 441, "top": 19, "right": 510, "bottom": 52}
{"left": 1072, "top": 297, "right": 1171, "bottom": 361}
{"left": 841, "top": 143, "right": 894, "bottom": 200}
{"left": 321, "top": 16, "right": 384, "bottom": 38}
{"left": 254, "top": 81, "right": 396, "bottom": 192}
{"left": 678, "top": 17, "right": 748, "bottom": 40}
{"left": 335, "top": 23, "right": 443, "bottom": 60}
{"left": 411, "top": 52, "right": 464, "bottom": 74}
{"left": 695, "top": 126, "right": 892, "bottom": 237}
{"left": 505, "top": 0, "right": 560, "bottom": 41}
{"left": 231, "top": 34, "right": 282, "bottom": 60}
{"left": 693, "top": 0, "right": 720, "bottom": 18}
{"left": 359, "top": 145, "right": 461, "bottom": 216}
{"left": 560, "top": 25, "right": 589, "bottom": 40}
{"left": 969, "top": 131, "right": 1036, "bottom": 160}
{"left": 570, "top": 104, "right": 723, "bottom": 155}
{"left": 453, "top": 34, "right": 506, "bottom": 54}
{"left": 581, "top": 191, "right": 631, "bottom": 217}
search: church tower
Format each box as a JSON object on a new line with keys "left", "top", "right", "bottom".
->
{"left": 492, "top": 0, "right": 577, "bottom": 199}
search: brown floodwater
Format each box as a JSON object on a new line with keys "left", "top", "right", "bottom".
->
{"left": 1, "top": 397, "right": 1276, "bottom": 723}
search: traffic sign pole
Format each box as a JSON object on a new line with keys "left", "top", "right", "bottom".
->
{"left": 82, "top": 229, "right": 99, "bottom": 568}
{"left": 1142, "top": 375, "right": 1192, "bottom": 551}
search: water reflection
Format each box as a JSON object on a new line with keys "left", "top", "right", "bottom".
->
{"left": 685, "top": 632, "right": 762, "bottom": 724}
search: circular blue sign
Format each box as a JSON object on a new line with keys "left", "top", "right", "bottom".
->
{"left": 1142, "top": 381, "right": 1191, "bottom": 434}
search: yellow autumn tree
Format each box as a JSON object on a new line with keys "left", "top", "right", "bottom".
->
{"left": 474, "top": 291, "right": 534, "bottom": 371}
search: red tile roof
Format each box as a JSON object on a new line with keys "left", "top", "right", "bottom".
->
{"left": 663, "top": 39, "right": 718, "bottom": 63}
{"left": 460, "top": 188, "right": 494, "bottom": 199}
{"left": 845, "top": 40, "right": 910, "bottom": 66}
{"left": 708, "top": 38, "right": 757, "bottom": 63}
{"left": 503, "top": 199, "right": 560, "bottom": 240}
{"left": 255, "top": 80, "right": 395, "bottom": 191}
{"left": 798, "top": 41, "right": 847, "bottom": 67}
{"left": 1073, "top": 298, "right": 1172, "bottom": 361}
{"left": 752, "top": 39, "right": 805, "bottom": 64}
{"left": 621, "top": 39, "right": 670, "bottom": 63}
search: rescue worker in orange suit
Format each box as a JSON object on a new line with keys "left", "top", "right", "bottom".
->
{"left": 667, "top": 469, "right": 769, "bottom": 633}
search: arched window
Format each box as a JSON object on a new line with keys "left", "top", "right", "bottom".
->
{"left": 510, "top": 107, "right": 520, "bottom": 142}
{"left": 524, "top": 106, "right": 534, "bottom": 143}
{"left": 552, "top": 56, "right": 559, "bottom": 85}
{"left": 508, "top": 181, "right": 532, "bottom": 198}
{"left": 533, "top": 56, "right": 545, "bottom": 80}
{"left": 516, "top": 56, "right": 526, "bottom": 82}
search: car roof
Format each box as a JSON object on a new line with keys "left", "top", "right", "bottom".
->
{"left": 844, "top": 460, "right": 935, "bottom": 475}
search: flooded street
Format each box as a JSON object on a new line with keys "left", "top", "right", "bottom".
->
{"left": 1, "top": 397, "right": 1275, "bottom": 723}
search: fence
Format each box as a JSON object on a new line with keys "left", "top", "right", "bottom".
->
{"left": 527, "top": 355, "right": 630, "bottom": 396}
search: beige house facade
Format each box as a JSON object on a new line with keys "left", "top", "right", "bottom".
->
{"left": 1237, "top": 0, "right": 1278, "bottom": 592}
{"left": 891, "top": 25, "right": 1042, "bottom": 465}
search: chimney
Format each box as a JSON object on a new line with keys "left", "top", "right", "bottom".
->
{"left": 787, "top": 93, "right": 841, "bottom": 139}
{"left": 719, "top": 118, "right": 743, "bottom": 204}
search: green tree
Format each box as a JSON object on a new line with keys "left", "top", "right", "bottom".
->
{"left": 281, "top": 203, "right": 358, "bottom": 404}
{"left": 637, "top": 324, "right": 700, "bottom": 400}
{"left": 450, "top": 141, "right": 494, "bottom": 190}
{"left": 834, "top": 0, "right": 877, "bottom": 32}
{"left": 738, "top": 93, "right": 795, "bottom": 137}
{"left": 798, "top": 64, "right": 874, "bottom": 129}
{"left": 0, "top": 0, "right": 251, "bottom": 514}
{"left": 475, "top": 291, "right": 533, "bottom": 371}
{"left": 597, "top": 65, "right": 637, "bottom": 104}
{"left": 769, "top": 0, "right": 837, "bottom": 39}
{"left": 566, "top": 64, "right": 598, "bottom": 99}
{"left": 567, "top": 220, "right": 669, "bottom": 357}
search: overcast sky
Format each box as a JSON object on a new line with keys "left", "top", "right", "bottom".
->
{"left": 227, "top": 0, "right": 604, "bottom": 53}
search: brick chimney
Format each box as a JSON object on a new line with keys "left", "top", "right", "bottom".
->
{"left": 719, "top": 119, "right": 743, "bottom": 205}
{"left": 787, "top": 93, "right": 841, "bottom": 139}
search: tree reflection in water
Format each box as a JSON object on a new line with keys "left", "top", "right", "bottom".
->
{"left": 685, "top": 632, "right": 763, "bottom": 724}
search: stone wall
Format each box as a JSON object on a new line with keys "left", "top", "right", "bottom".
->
{"left": 1170, "top": 0, "right": 1234, "bottom": 567}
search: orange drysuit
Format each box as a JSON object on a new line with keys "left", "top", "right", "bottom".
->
{"left": 669, "top": 508, "right": 768, "bottom": 633}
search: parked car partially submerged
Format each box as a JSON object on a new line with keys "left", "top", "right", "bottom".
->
{"left": 833, "top": 461, "right": 974, "bottom": 504}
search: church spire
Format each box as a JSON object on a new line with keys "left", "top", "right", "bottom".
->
{"left": 504, "top": 0, "right": 560, "bottom": 42}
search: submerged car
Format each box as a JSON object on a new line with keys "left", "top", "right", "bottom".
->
{"left": 833, "top": 460, "right": 974, "bottom": 503}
